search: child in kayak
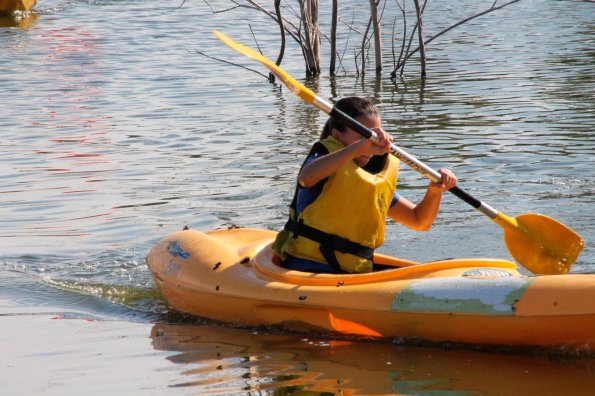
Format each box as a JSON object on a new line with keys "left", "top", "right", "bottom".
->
{"left": 272, "top": 96, "right": 457, "bottom": 274}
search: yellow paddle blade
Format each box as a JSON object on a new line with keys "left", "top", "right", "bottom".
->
{"left": 213, "top": 30, "right": 320, "bottom": 108}
{"left": 493, "top": 213, "right": 584, "bottom": 275}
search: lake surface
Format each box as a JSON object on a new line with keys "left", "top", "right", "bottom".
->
{"left": 1, "top": 0, "right": 594, "bottom": 394}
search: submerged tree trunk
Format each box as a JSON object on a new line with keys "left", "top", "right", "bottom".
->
{"left": 329, "top": 0, "right": 338, "bottom": 76}
{"left": 369, "top": 0, "right": 382, "bottom": 74}
{"left": 413, "top": 0, "right": 427, "bottom": 79}
{"left": 300, "top": 0, "right": 321, "bottom": 76}
{"left": 270, "top": 0, "right": 286, "bottom": 83}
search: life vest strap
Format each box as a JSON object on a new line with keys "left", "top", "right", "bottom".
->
{"left": 284, "top": 219, "right": 374, "bottom": 272}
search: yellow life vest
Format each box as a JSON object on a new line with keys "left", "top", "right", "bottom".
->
{"left": 273, "top": 136, "right": 399, "bottom": 273}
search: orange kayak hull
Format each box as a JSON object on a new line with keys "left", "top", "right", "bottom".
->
{"left": 147, "top": 228, "right": 595, "bottom": 352}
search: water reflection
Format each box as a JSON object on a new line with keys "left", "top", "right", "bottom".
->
{"left": 0, "top": 19, "right": 118, "bottom": 253}
{"left": 151, "top": 323, "right": 595, "bottom": 395}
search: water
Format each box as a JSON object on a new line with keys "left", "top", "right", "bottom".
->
{"left": 1, "top": 0, "right": 594, "bottom": 393}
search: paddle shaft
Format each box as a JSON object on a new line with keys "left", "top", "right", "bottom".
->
{"left": 327, "top": 105, "right": 500, "bottom": 219}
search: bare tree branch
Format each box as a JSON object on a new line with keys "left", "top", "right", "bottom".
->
{"left": 202, "top": 0, "right": 242, "bottom": 13}
{"left": 413, "top": 0, "right": 426, "bottom": 79}
{"left": 203, "top": 1, "right": 303, "bottom": 46}
{"left": 158, "top": 0, "right": 189, "bottom": 15}
{"left": 369, "top": 0, "right": 383, "bottom": 74}
{"left": 390, "top": 0, "right": 520, "bottom": 79}
{"left": 202, "top": 0, "right": 521, "bottom": 81}
{"left": 248, "top": 25, "right": 264, "bottom": 56}
{"left": 330, "top": 0, "right": 338, "bottom": 76}
{"left": 191, "top": 49, "right": 269, "bottom": 80}
{"left": 391, "top": 0, "right": 407, "bottom": 74}
{"left": 271, "top": 0, "right": 286, "bottom": 83}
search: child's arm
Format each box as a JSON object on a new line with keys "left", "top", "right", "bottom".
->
{"left": 388, "top": 168, "right": 457, "bottom": 231}
{"left": 299, "top": 128, "right": 392, "bottom": 188}
{"left": 298, "top": 143, "right": 364, "bottom": 187}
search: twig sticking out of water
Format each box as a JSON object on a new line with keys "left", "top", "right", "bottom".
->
{"left": 190, "top": 49, "right": 269, "bottom": 80}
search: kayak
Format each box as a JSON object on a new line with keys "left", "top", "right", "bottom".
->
{"left": 0, "top": 0, "right": 35, "bottom": 13}
{"left": 147, "top": 227, "right": 595, "bottom": 352}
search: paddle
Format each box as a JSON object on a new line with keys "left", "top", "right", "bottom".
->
{"left": 213, "top": 30, "right": 584, "bottom": 275}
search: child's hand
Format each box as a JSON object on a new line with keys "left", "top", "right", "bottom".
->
{"left": 354, "top": 128, "right": 392, "bottom": 157}
{"left": 429, "top": 168, "right": 458, "bottom": 191}
{"left": 371, "top": 127, "right": 392, "bottom": 152}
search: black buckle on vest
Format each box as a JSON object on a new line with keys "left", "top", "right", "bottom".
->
{"left": 289, "top": 218, "right": 303, "bottom": 238}
{"left": 283, "top": 219, "right": 374, "bottom": 271}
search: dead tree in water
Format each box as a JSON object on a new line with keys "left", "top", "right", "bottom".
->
{"left": 390, "top": 0, "right": 521, "bottom": 79}
{"left": 348, "top": 0, "right": 384, "bottom": 77}
{"left": 369, "top": 0, "right": 383, "bottom": 75}
{"left": 329, "top": 0, "right": 338, "bottom": 75}
{"left": 270, "top": 0, "right": 286, "bottom": 82}
{"left": 202, "top": 0, "right": 521, "bottom": 81}
{"left": 412, "top": 0, "right": 426, "bottom": 79}
{"left": 203, "top": 0, "right": 321, "bottom": 76}
{"left": 299, "top": 0, "right": 321, "bottom": 76}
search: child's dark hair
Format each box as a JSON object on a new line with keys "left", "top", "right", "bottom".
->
{"left": 320, "top": 97, "right": 379, "bottom": 139}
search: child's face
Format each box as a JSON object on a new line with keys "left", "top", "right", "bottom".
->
{"left": 336, "top": 114, "right": 381, "bottom": 166}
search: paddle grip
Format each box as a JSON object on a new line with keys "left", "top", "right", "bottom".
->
{"left": 449, "top": 186, "right": 481, "bottom": 208}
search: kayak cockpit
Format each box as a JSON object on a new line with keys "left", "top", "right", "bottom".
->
{"left": 253, "top": 243, "right": 521, "bottom": 287}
